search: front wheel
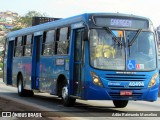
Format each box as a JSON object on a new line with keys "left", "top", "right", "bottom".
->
{"left": 62, "top": 86, "right": 76, "bottom": 107}
{"left": 113, "top": 100, "right": 128, "bottom": 108}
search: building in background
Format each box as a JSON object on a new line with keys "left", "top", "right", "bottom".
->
{"left": 0, "top": 11, "right": 19, "bottom": 51}
{"left": 0, "top": 11, "right": 18, "bottom": 29}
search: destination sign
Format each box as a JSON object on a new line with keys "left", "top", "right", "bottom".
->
{"left": 93, "top": 16, "right": 149, "bottom": 29}
{"left": 111, "top": 19, "right": 132, "bottom": 27}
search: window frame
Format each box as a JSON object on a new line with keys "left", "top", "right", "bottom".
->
{"left": 24, "top": 34, "right": 33, "bottom": 57}
{"left": 56, "top": 26, "right": 70, "bottom": 55}
{"left": 42, "top": 29, "right": 56, "bottom": 56}
{"left": 14, "top": 36, "right": 23, "bottom": 57}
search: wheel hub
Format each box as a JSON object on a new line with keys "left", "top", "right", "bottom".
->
{"left": 18, "top": 80, "right": 22, "bottom": 92}
{"left": 62, "top": 86, "right": 68, "bottom": 100}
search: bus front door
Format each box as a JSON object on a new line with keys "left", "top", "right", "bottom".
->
{"left": 73, "top": 29, "right": 84, "bottom": 96}
{"left": 31, "top": 35, "right": 42, "bottom": 90}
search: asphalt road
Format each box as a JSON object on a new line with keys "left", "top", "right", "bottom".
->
{"left": 0, "top": 78, "right": 160, "bottom": 120}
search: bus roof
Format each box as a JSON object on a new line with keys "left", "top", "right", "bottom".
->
{"left": 7, "top": 13, "right": 151, "bottom": 40}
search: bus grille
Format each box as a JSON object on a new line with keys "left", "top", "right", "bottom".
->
{"left": 106, "top": 73, "right": 147, "bottom": 90}
{"left": 106, "top": 74, "right": 147, "bottom": 81}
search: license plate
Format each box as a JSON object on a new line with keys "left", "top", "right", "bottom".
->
{"left": 120, "top": 91, "right": 132, "bottom": 96}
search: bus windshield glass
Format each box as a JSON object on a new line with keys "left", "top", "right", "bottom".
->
{"left": 89, "top": 29, "right": 157, "bottom": 71}
{"left": 126, "top": 31, "right": 156, "bottom": 71}
{"left": 90, "top": 29, "right": 125, "bottom": 70}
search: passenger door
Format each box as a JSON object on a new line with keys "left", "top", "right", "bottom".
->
{"left": 31, "top": 34, "right": 42, "bottom": 90}
{"left": 5, "top": 40, "right": 14, "bottom": 85}
{"left": 73, "top": 29, "right": 84, "bottom": 96}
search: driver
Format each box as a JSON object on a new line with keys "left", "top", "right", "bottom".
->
{"left": 95, "top": 31, "right": 116, "bottom": 59}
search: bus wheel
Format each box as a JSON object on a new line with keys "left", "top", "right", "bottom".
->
{"left": 26, "top": 90, "right": 34, "bottom": 97}
{"left": 113, "top": 100, "right": 128, "bottom": 108}
{"left": 17, "top": 75, "right": 26, "bottom": 97}
{"left": 62, "top": 86, "right": 76, "bottom": 107}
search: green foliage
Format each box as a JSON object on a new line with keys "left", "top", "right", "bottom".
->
{"left": 0, "top": 71, "right": 2, "bottom": 78}
{"left": 0, "top": 62, "right": 3, "bottom": 76}
{"left": 0, "top": 62, "right": 3, "bottom": 68}
{"left": 19, "top": 11, "right": 46, "bottom": 27}
{"left": 0, "top": 25, "right": 6, "bottom": 31}
{"left": 10, "top": 26, "right": 23, "bottom": 31}
{"left": 0, "top": 35, "right": 6, "bottom": 46}
{"left": 0, "top": 51, "right": 2, "bottom": 56}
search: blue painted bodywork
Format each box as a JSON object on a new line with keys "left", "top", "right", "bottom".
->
{"left": 12, "top": 57, "right": 32, "bottom": 88}
{"left": 39, "top": 55, "right": 70, "bottom": 94}
{"left": 4, "top": 13, "right": 159, "bottom": 102}
{"left": 84, "top": 69, "right": 159, "bottom": 101}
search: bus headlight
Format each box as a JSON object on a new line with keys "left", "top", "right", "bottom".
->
{"left": 90, "top": 71, "right": 103, "bottom": 87}
{"left": 148, "top": 73, "right": 158, "bottom": 88}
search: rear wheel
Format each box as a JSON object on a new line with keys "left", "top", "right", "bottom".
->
{"left": 26, "top": 90, "right": 34, "bottom": 97}
{"left": 17, "top": 75, "right": 26, "bottom": 96}
{"left": 113, "top": 100, "right": 128, "bottom": 108}
{"left": 17, "top": 75, "right": 34, "bottom": 97}
{"left": 62, "top": 86, "right": 76, "bottom": 107}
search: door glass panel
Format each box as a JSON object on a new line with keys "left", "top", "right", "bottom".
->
{"left": 73, "top": 29, "right": 83, "bottom": 95}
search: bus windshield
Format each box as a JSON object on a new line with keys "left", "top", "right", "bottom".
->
{"left": 89, "top": 29, "right": 157, "bottom": 71}
{"left": 126, "top": 31, "right": 156, "bottom": 71}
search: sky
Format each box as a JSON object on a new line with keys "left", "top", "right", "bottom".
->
{"left": 0, "top": 0, "right": 160, "bottom": 27}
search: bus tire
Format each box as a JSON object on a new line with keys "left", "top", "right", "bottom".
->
{"left": 113, "top": 100, "right": 128, "bottom": 108}
{"left": 17, "top": 75, "right": 26, "bottom": 97}
{"left": 62, "top": 86, "right": 76, "bottom": 107}
{"left": 26, "top": 90, "right": 34, "bottom": 97}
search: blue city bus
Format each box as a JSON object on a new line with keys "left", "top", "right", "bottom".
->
{"left": 3, "top": 13, "right": 159, "bottom": 108}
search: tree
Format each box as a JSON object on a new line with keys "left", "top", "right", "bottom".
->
{"left": 9, "top": 10, "right": 46, "bottom": 31}
{"left": 0, "top": 35, "right": 6, "bottom": 45}
{"left": 19, "top": 11, "right": 46, "bottom": 27}
{"left": 10, "top": 26, "right": 24, "bottom": 31}
{"left": 0, "top": 25, "right": 6, "bottom": 31}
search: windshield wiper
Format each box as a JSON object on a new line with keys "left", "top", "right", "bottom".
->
{"left": 128, "top": 29, "right": 142, "bottom": 47}
{"left": 103, "top": 27, "right": 122, "bottom": 46}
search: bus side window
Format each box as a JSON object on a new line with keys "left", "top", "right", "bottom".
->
{"left": 42, "top": 30, "right": 55, "bottom": 56}
{"left": 14, "top": 37, "right": 17, "bottom": 57}
{"left": 14, "top": 36, "right": 23, "bottom": 57}
{"left": 57, "top": 27, "right": 70, "bottom": 55}
{"left": 22, "top": 35, "right": 27, "bottom": 56}
{"left": 24, "top": 34, "right": 33, "bottom": 56}
{"left": 4, "top": 39, "right": 8, "bottom": 59}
